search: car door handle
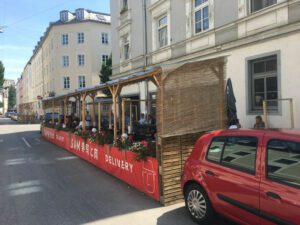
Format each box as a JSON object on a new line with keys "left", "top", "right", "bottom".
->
{"left": 205, "top": 170, "right": 215, "bottom": 176}
{"left": 266, "top": 192, "right": 281, "bottom": 200}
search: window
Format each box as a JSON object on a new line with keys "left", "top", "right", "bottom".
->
{"left": 63, "top": 77, "right": 70, "bottom": 89}
{"left": 194, "top": 0, "right": 209, "bottom": 33}
{"left": 207, "top": 137, "right": 226, "bottom": 162}
{"left": 206, "top": 136, "right": 258, "bottom": 174}
{"left": 267, "top": 139, "right": 300, "bottom": 188}
{"left": 78, "top": 76, "right": 86, "bottom": 88}
{"left": 221, "top": 137, "right": 257, "bottom": 173}
{"left": 60, "top": 12, "right": 67, "bottom": 22}
{"left": 76, "top": 9, "right": 84, "bottom": 20}
{"left": 122, "top": 0, "right": 128, "bottom": 10}
{"left": 62, "top": 56, "right": 69, "bottom": 67}
{"left": 78, "top": 54, "right": 85, "bottom": 66}
{"left": 251, "top": 0, "right": 277, "bottom": 13}
{"left": 158, "top": 15, "right": 168, "bottom": 48}
{"left": 102, "top": 33, "right": 109, "bottom": 44}
{"left": 77, "top": 32, "right": 84, "bottom": 44}
{"left": 62, "top": 34, "right": 68, "bottom": 45}
{"left": 102, "top": 54, "right": 109, "bottom": 64}
{"left": 123, "top": 35, "right": 130, "bottom": 60}
{"left": 249, "top": 55, "right": 278, "bottom": 111}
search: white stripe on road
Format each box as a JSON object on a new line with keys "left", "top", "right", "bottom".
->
{"left": 22, "top": 137, "right": 31, "bottom": 148}
{"left": 56, "top": 156, "right": 78, "bottom": 161}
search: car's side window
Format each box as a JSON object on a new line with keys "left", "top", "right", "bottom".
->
{"left": 207, "top": 137, "right": 226, "bottom": 163}
{"left": 221, "top": 137, "right": 258, "bottom": 174}
{"left": 267, "top": 139, "right": 300, "bottom": 189}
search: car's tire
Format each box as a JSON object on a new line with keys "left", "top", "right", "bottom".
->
{"left": 184, "top": 183, "right": 214, "bottom": 225}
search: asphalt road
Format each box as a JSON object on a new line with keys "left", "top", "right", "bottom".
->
{"left": 0, "top": 117, "right": 235, "bottom": 225}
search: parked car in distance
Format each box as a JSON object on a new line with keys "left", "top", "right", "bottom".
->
{"left": 10, "top": 112, "right": 18, "bottom": 121}
{"left": 181, "top": 129, "right": 300, "bottom": 225}
{"left": 5, "top": 111, "right": 16, "bottom": 118}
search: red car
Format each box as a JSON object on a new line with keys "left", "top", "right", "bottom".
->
{"left": 181, "top": 129, "right": 300, "bottom": 225}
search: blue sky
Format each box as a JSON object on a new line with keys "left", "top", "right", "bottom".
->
{"left": 0, "top": 0, "right": 110, "bottom": 81}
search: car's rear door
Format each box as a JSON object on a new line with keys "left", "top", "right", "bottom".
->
{"left": 260, "top": 134, "right": 300, "bottom": 225}
{"left": 202, "top": 133, "right": 262, "bottom": 225}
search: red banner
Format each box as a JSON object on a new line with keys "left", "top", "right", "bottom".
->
{"left": 42, "top": 127, "right": 160, "bottom": 201}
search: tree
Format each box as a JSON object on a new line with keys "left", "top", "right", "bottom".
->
{"left": 99, "top": 55, "right": 112, "bottom": 96}
{"left": 0, "top": 61, "right": 4, "bottom": 88}
{"left": 8, "top": 85, "right": 16, "bottom": 110}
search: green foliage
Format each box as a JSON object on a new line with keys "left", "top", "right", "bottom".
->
{"left": 8, "top": 85, "right": 16, "bottom": 110}
{"left": 0, "top": 61, "right": 4, "bottom": 88}
{"left": 99, "top": 54, "right": 112, "bottom": 96}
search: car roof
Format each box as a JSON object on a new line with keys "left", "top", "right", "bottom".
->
{"left": 209, "top": 129, "right": 300, "bottom": 138}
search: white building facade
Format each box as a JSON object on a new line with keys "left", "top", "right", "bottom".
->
{"left": 110, "top": 0, "right": 300, "bottom": 129}
{"left": 18, "top": 9, "right": 111, "bottom": 117}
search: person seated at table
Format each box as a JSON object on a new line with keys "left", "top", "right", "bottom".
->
{"left": 85, "top": 111, "right": 92, "bottom": 128}
{"left": 138, "top": 113, "right": 146, "bottom": 125}
{"left": 147, "top": 114, "right": 156, "bottom": 125}
{"left": 254, "top": 115, "right": 265, "bottom": 129}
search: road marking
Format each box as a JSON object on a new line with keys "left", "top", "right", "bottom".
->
{"left": 56, "top": 156, "right": 78, "bottom": 161}
{"left": 34, "top": 138, "right": 41, "bottom": 143}
{"left": 0, "top": 139, "right": 3, "bottom": 143}
{"left": 22, "top": 137, "right": 31, "bottom": 148}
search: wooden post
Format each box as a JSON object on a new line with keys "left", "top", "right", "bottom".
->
{"left": 109, "top": 105, "right": 112, "bottom": 129}
{"left": 52, "top": 100, "right": 55, "bottom": 125}
{"left": 58, "top": 101, "right": 61, "bottom": 125}
{"left": 117, "top": 97, "right": 121, "bottom": 129}
{"left": 290, "top": 98, "right": 295, "bottom": 129}
{"left": 263, "top": 100, "right": 268, "bottom": 129}
{"left": 64, "top": 97, "right": 67, "bottom": 125}
{"left": 122, "top": 98, "right": 125, "bottom": 134}
{"left": 98, "top": 102, "right": 101, "bottom": 130}
{"left": 108, "top": 84, "right": 122, "bottom": 141}
{"left": 91, "top": 94, "right": 96, "bottom": 127}
{"left": 81, "top": 92, "right": 87, "bottom": 131}
{"left": 129, "top": 102, "right": 132, "bottom": 133}
{"left": 113, "top": 93, "right": 117, "bottom": 140}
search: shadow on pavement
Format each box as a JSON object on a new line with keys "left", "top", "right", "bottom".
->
{"left": 157, "top": 206, "right": 237, "bottom": 225}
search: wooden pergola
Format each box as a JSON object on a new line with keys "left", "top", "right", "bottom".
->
{"left": 42, "top": 67, "right": 162, "bottom": 140}
{"left": 42, "top": 58, "right": 227, "bottom": 206}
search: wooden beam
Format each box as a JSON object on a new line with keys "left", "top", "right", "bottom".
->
{"left": 263, "top": 100, "right": 268, "bottom": 129}
{"left": 129, "top": 102, "right": 132, "bottom": 133}
{"left": 113, "top": 93, "right": 117, "bottom": 141}
{"left": 81, "top": 92, "right": 87, "bottom": 131}
{"left": 98, "top": 102, "right": 101, "bottom": 131}
{"left": 122, "top": 98, "right": 125, "bottom": 134}
{"left": 52, "top": 100, "right": 55, "bottom": 125}
{"left": 64, "top": 97, "right": 67, "bottom": 125}
{"left": 152, "top": 74, "right": 162, "bottom": 87}
{"left": 91, "top": 95, "right": 96, "bottom": 127}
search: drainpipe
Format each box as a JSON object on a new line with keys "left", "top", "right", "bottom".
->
{"left": 143, "top": 0, "right": 149, "bottom": 115}
{"left": 143, "top": 0, "right": 148, "bottom": 70}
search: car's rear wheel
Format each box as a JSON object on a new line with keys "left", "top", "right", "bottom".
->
{"left": 184, "top": 183, "right": 213, "bottom": 225}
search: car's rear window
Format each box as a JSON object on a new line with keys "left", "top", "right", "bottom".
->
{"left": 207, "top": 136, "right": 258, "bottom": 175}
{"left": 267, "top": 139, "right": 300, "bottom": 189}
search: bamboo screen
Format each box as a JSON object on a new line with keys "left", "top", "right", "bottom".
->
{"left": 157, "top": 58, "right": 225, "bottom": 137}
